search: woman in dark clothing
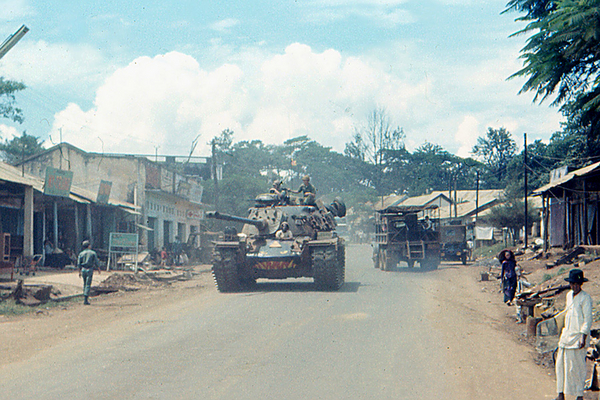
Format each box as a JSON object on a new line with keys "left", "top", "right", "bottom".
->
{"left": 499, "top": 249, "right": 517, "bottom": 305}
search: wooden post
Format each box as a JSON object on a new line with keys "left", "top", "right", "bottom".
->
{"left": 583, "top": 180, "right": 588, "bottom": 245}
{"left": 23, "top": 186, "right": 33, "bottom": 257}
{"left": 74, "top": 203, "right": 80, "bottom": 252}
{"left": 543, "top": 195, "right": 549, "bottom": 252}
{"left": 86, "top": 204, "right": 92, "bottom": 241}
{"left": 53, "top": 201, "right": 58, "bottom": 249}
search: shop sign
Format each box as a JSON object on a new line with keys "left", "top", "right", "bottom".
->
{"left": 109, "top": 232, "right": 138, "bottom": 248}
{"left": 186, "top": 209, "right": 204, "bottom": 220}
{"left": 96, "top": 180, "right": 112, "bottom": 204}
{"left": 44, "top": 167, "right": 73, "bottom": 197}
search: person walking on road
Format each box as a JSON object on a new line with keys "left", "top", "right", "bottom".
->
{"left": 499, "top": 249, "right": 517, "bottom": 305}
{"left": 555, "top": 268, "right": 593, "bottom": 400}
{"left": 77, "top": 240, "right": 101, "bottom": 305}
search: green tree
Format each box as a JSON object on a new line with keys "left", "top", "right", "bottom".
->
{"left": 0, "top": 131, "right": 44, "bottom": 165}
{"left": 0, "top": 77, "right": 26, "bottom": 124}
{"left": 484, "top": 198, "right": 540, "bottom": 245}
{"left": 505, "top": 0, "right": 600, "bottom": 148}
{"left": 471, "top": 127, "right": 517, "bottom": 187}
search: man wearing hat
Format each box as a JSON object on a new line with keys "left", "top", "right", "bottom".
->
{"left": 555, "top": 268, "right": 593, "bottom": 400}
{"left": 77, "top": 240, "right": 101, "bottom": 305}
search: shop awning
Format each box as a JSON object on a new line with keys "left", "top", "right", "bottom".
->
{"left": 136, "top": 223, "right": 153, "bottom": 231}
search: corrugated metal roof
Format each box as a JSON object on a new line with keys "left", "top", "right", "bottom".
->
{"left": 534, "top": 161, "right": 600, "bottom": 194}
{"left": 0, "top": 162, "right": 43, "bottom": 189}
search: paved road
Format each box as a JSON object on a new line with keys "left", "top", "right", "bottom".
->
{"left": 2, "top": 245, "right": 464, "bottom": 399}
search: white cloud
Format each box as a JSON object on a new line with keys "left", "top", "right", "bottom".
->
{"left": 0, "top": 0, "right": 34, "bottom": 21}
{"left": 0, "top": 40, "right": 111, "bottom": 91}
{"left": 44, "top": 36, "right": 563, "bottom": 160}
{"left": 303, "top": 0, "right": 414, "bottom": 26}
{"left": 0, "top": 124, "right": 20, "bottom": 139}
{"left": 49, "top": 44, "right": 430, "bottom": 156}
{"left": 454, "top": 115, "right": 479, "bottom": 157}
{"left": 210, "top": 18, "right": 240, "bottom": 33}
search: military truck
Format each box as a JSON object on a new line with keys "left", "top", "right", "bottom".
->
{"left": 207, "top": 193, "right": 346, "bottom": 292}
{"left": 439, "top": 223, "right": 470, "bottom": 265}
{"left": 372, "top": 205, "right": 441, "bottom": 271}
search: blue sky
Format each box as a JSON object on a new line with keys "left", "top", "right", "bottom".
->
{"left": 0, "top": 0, "right": 562, "bottom": 158}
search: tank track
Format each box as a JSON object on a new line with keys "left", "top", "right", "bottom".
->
{"left": 212, "top": 247, "right": 241, "bottom": 292}
{"left": 312, "top": 243, "right": 345, "bottom": 291}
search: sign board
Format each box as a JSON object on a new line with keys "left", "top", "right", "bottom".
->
{"left": 107, "top": 232, "right": 139, "bottom": 272}
{"left": 161, "top": 169, "right": 174, "bottom": 192}
{"left": 96, "top": 180, "right": 112, "bottom": 204}
{"left": 188, "top": 182, "right": 203, "bottom": 204}
{"left": 550, "top": 166, "right": 569, "bottom": 183}
{"left": 145, "top": 164, "right": 161, "bottom": 189}
{"left": 186, "top": 209, "right": 204, "bottom": 220}
{"left": 109, "top": 233, "right": 138, "bottom": 248}
{"left": 44, "top": 167, "right": 73, "bottom": 197}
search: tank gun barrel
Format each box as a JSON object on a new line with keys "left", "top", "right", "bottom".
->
{"left": 206, "top": 211, "right": 269, "bottom": 232}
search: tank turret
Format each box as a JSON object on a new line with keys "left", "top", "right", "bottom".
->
{"left": 207, "top": 198, "right": 346, "bottom": 240}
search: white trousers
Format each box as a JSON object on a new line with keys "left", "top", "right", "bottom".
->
{"left": 556, "top": 346, "right": 587, "bottom": 396}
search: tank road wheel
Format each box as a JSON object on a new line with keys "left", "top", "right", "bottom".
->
{"left": 337, "top": 243, "right": 346, "bottom": 284}
{"left": 240, "top": 276, "right": 257, "bottom": 290}
{"left": 312, "top": 245, "right": 344, "bottom": 291}
{"left": 212, "top": 248, "right": 241, "bottom": 292}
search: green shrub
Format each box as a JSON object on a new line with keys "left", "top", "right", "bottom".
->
{"left": 541, "top": 273, "right": 553, "bottom": 283}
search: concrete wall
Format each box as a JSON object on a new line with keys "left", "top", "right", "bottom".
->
{"left": 145, "top": 190, "right": 203, "bottom": 250}
{"left": 22, "top": 145, "right": 143, "bottom": 205}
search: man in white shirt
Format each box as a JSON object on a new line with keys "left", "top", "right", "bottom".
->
{"left": 275, "top": 222, "right": 293, "bottom": 240}
{"left": 555, "top": 268, "right": 593, "bottom": 400}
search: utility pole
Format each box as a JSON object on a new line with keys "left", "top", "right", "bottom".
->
{"left": 0, "top": 25, "right": 29, "bottom": 60}
{"left": 212, "top": 141, "right": 219, "bottom": 210}
{"left": 524, "top": 133, "right": 528, "bottom": 249}
{"left": 475, "top": 170, "right": 479, "bottom": 224}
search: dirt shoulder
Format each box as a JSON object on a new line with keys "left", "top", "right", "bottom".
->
{"left": 457, "top": 248, "right": 600, "bottom": 400}
{"left": 424, "top": 261, "right": 557, "bottom": 400}
{"left": 0, "top": 266, "right": 215, "bottom": 367}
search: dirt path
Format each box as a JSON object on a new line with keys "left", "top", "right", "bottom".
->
{"left": 0, "top": 268, "right": 215, "bottom": 367}
{"left": 424, "top": 263, "right": 558, "bottom": 399}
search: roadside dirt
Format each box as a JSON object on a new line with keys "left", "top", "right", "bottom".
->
{"left": 466, "top": 248, "right": 600, "bottom": 400}
{"left": 0, "top": 266, "right": 214, "bottom": 367}
{"left": 2, "top": 250, "right": 600, "bottom": 399}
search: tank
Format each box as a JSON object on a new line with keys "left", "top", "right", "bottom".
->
{"left": 207, "top": 194, "right": 346, "bottom": 292}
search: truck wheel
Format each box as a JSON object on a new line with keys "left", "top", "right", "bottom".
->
{"left": 421, "top": 257, "right": 439, "bottom": 271}
{"left": 373, "top": 250, "right": 380, "bottom": 269}
{"left": 380, "top": 249, "right": 388, "bottom": 271}
{"left": 313, "top": 245, "right": 344, "bottom": 291}
{"left": 385, "top": 252, "right": 397, "bottom": 271}
{"left": 212, "top": 248, "right": 241, "bottom": 292}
